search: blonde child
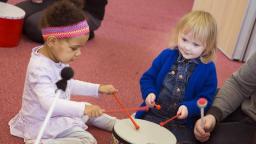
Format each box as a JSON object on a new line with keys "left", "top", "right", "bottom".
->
{"left": 135, "top": 11, "right": 218, "bottom": 143}
{"left": 9, "top": 0, "right": 117, "bottom": 144}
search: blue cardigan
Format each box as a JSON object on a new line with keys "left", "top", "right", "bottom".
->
{"left": 135, "top": 49, "right": 217, "bottom": 126}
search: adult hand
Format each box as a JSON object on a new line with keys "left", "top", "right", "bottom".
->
{"left": 84, "top": 105, "right": 104, "bottom": 118}
{"left": 99, "top": 84, "right": 118, "bottom": 95}
{"left": 177, "top": 105, "right": 188, "bottom": 119}
{"left": 194, "top": 114, "right": 216, "bottom": 142}
{"left": 145, "top": 93, "right": 156, "bottom": 108}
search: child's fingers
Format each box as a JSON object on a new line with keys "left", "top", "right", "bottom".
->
{"left": 177, "top": 113, "right": 182, "bottom": 119}
{"left": 109, "top": 86, "right": 118, "bottom": 93}
{"left": 176, "top": 107, "right": 183, "bottom": 118}
{"left": 145, "top": 93, "right": 156, "bottom": 108}
{"left": 91, "top": 111, "right": 96, "bottom": 118}
{"left": 145, "top": 100, "right": 154, "bottom": 107}
{"left": 149, "top": 95, "right": 155, "bottom": 103}
{"left": 88, "top": 112, "right": 93, "bottom": 118}
{"left": 96, "top": 110, "right": 102, "bottom": 117}
{"left": 113, "top": 89, "right": 118, "bottom": 93}
{"left": 148, "top": 99, "right": 155, "bottom": 107}
{"left": 99, "top": 85, "right": 118, "bottom": 94}
{"left": 90, "top": 110, "right": 102, "bottom": 118}
{"left": 177, "top": 107, "right": 182, "bottom": 114}
{"left": 150, "top": 99, "right": 155, "bottom": 104}
{"left": 177, "top": 113, "right": 183, "bottom": 119}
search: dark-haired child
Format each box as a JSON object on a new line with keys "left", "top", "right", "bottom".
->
{"left": 16, "top": 0, "right": 108, "bottom": 43}
{"left": 9, "top": 1, "right": 116, "bottom": 143}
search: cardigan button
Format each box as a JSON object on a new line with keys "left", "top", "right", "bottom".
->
{"left": 179, "top": 75, "right": 183, "bottom": 79}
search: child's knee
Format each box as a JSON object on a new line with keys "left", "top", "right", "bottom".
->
{"left": 80, "top": 133, "right": 97, "bottom": 144}
{"left": 89, "top": 114, "right": 117, "bottom": 131}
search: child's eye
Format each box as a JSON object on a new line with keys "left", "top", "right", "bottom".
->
{"left": 193, "top": 42, "right": 200, "bottom": 47}
{"left": 182, "top": 38, "right": 187, "bottom": 42}
{"left": 70, "top": 47, "right": 78, "bottom": 51}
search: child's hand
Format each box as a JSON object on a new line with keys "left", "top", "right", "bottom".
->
{"left": 145, "top": 93, "right": 156, "bottom": 108}
{"left": 177, "top": 105, "right": 188, "bottom": 119}
{"left": 84, "top": 105, "right": 105, "bottom": 118}
{"left": 99, "top": 84, "right": 118, "bottom": 95}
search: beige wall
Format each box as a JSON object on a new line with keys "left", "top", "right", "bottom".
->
{"left": 193, "top": 0, "right": 249, "bottom": 59}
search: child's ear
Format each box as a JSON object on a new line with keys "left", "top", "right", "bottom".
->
{"left": 45, "top": 36, "right": 58, "bottom": 48}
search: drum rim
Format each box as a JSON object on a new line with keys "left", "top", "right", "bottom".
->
{"left": 0, "top": 2, "right": 25, "bottom": 19}
{"left": 113, "top": 119, "right": 177, "bottom": 144}
{"left": 112, "top": 129, "right": 132, "bottom": 144}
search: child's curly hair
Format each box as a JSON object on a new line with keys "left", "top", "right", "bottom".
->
{"left": 41, "top": 0, "right": 86, "bottom": 28}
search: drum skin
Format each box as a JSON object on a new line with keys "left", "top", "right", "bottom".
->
{"left": 112, "top": 119, "right": 177, "bottom": 144}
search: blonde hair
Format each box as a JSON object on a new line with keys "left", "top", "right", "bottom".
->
{"left": 170, "top": 11, "right": 217, "bottom": 63}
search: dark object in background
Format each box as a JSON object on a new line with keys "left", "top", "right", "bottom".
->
{"left": 15, "top": 0, "right": 108, "bottom": 43}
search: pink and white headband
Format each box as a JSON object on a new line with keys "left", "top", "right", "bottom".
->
{"left": 42, "top": 20, "right": 89, "bottom": 39}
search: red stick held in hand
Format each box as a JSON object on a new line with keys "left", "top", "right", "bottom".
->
{"left": 197, "top": 98, "right": 208, "bottom": 128}
{"left": 159, "top": 113, "right": 181, "bottom": 126}
{"left": 112, "top": 93, "right": 140, "bottom": 129}
{"left": 154, "top": 104, "right": 161, "bottom": 110}
{"left": 106, "top": 106, "right": 149, "bottom": 113}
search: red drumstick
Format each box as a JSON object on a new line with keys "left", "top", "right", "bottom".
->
{"left": 159, "top": 113, "right": 181, "bottom": 126}
{"left": 112, "top": 93, "right": 140, "bottom": 129}
{"left": 154, "top": 104, "right": 161, "bottom": 110}
{"left": 106, "top": 106, "right": 149, "bottom": 113}
{"left": 197, "top": 98, "right": 208, "bottom": 128}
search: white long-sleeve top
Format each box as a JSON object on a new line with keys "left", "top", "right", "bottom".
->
{"left": 9, "top": 46, "right": 100, "bottom": 140}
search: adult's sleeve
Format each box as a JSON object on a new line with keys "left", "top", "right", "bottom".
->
{"left": 209, "top": 52, "right": 256, "bottom": 121}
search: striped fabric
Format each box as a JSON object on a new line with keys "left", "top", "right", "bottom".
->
{"left": 42, "top": 20, "right": 90, "bottom": 39}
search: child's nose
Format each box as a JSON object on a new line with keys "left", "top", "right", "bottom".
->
{"left": 75, "top": 49, "right": 81, "bottom": 57}
{"left": 183, "top": 44, "right": 191, "bottom": 51}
